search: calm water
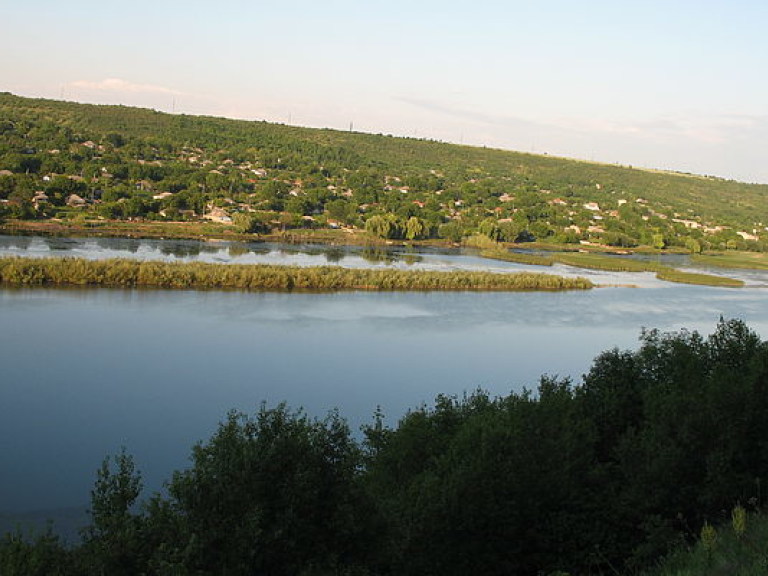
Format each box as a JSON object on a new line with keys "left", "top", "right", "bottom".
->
{"left": 2, "top": 236, "right": 768, "bottom": 531}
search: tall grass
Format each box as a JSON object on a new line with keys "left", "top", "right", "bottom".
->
{"left": 693, "top": 252, "right": 768, "bottom": 270}
{"left": 0, "top": 257, "right": 594, "bottom": 292}
{"left": 645, "top": 508, "right": 768, "bottom": 576}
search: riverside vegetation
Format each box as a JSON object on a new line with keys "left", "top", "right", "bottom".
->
{"left": 3, "top": 319, "right": 768, "bottom": 576}
{"left": 0, "top": 256, "right": 593, "bottom": 292}
{"left": 478, "top": 244, "right": 744, "bottom": 287}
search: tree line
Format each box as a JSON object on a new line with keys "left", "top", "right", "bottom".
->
{"left": 3, "top": 319, "right": 768, "bottom": 575}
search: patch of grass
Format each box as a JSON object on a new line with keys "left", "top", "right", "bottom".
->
{"left": 481, "top": 249, "right": 744, "bottom": 287}
{"left": 479, "top": 248, "right": 554, "bottom": 266}
{"left": 0, "top": 256, "right": 594, "bottom": 292}
{"left": 655, "top": 268, "right": 744, "bottom": 287}
{"left": 693, "top": 251, "right": 768, "bottom": 270}
{"left": 555, "top": 251, "right": 658, "bottom": 273}
{"left": 645, "top": 509, "right": 768, "bottom": 576}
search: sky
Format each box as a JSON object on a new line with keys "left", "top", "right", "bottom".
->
{"left": 2, "top": 0, "right": 767, "bottom": 183}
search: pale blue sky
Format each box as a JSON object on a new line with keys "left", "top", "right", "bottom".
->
{"left": 2, "top": 1, "right": 767, "bottom": 182}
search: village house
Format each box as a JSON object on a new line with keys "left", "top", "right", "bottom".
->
{"left": 32, "top": 191, "right": 49, "bottom": 208}
{"left": 672, "top": 218, "right": 700, "bottom": 229}
{"left": 203, "top": 207, "right": 233, "bottom": 224}
{"left": 66, "top": 194, "right": 87, "bottom": 207}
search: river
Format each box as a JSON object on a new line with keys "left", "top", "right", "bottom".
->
{"left": 2, "top": 236, "right": 767, "bottom": 538}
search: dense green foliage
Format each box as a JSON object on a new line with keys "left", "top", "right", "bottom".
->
{"left": 3, "top": 319, "right": 768, "bottom": 575}
{"left": 2, "top": 92, "right": 767, "bottom": 251}
{"left": 0, "top": 256, "right": 593, "bottom": 291}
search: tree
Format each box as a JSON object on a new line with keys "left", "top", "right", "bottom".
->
{"left": 81, "top": 449, "right": 144, "bottom": 575}
{"left": 685, "top": 237, "right": 702, "bottom": 254}
{"left": 438, "top": 221, "right": 464, "bottom": 243}
{"left": 365, "top": 214, "right": 393, "bottom": 239}
{"left": 326, "top": 198, "right": 354, "bottom": 224}
{"left": 478, "top": 218, "right": 501, "bottom": 241}
{"left": 233, "top": 212, "right": 268, "bottom": 234}
{"left": 167, "top": 405, "right": 371, "bottom": 575}
{"left": 0, "top": 528, "right": 72, "bottom": 576}
{"left": 404, "top": 216, "right": 427, "bottom": 240}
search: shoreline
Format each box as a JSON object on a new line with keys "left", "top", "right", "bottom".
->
{"left": 0, "top": 219, "right": 751, "bottom": 287}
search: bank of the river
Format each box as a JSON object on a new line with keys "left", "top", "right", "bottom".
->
{"left": 0, "top": 219, "right": 758, "bottom": 287}
{"left": 479, "top": 247, "right": 744, "bottom": 287}
{"left": 0, "top": 256, "right": 594, "bottom": 292}
{"left": 0, "top": 218, "right": 451, "bottom": 248}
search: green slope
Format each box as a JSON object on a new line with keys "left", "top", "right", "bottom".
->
{"left": 1, "top": 92, "right": 766, "bottom": 251}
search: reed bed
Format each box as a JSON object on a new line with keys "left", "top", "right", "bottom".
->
{"left": 0, "top": 257, "right": 594, "bottom": 292}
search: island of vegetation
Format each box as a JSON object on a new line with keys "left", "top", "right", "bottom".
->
{"left": 0, "top": 256, "right": 593, "bottom": 292}
{"left": 0, "top": 92, "right": 766, "bottom": 287}
{"left": 3, "top": 319, "right": 768, "bottom": 576}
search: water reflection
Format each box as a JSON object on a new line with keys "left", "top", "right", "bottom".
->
{"left": 45, "top": 238, "right": 78, "bottom": 251}
{"left": 361, "top": 247, "right": 397, "bottom": 264}
{"left": 5, "top": 236, "right": 32, "bottom": 249}
{"left": 324, "top": 247, "right": 345, "bottom": 263}
{"left": 227, "top": 243, "right": 250, "bottom": 258}
{"left": 159, "top": 241, "right": 203, "bottom": 258}
{"left": 95, "top": 237, "right": 141, "bottom": 253}
{"left": 401, "top": 252, "right": 423, "bottom": 266}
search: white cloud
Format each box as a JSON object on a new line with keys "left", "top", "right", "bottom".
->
{"left": 69, "top": 78, "right": 183, "bottom": 96}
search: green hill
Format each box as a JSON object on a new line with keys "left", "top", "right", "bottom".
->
{"left": 1, "top": 92, "right": 767, "bottom": 251}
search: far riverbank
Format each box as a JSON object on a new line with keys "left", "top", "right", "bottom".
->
{"left": 0, "top": 219, "right": 760, "bottom": 287}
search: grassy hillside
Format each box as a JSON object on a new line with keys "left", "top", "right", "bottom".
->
{"left": 1, "top": 92, "right": 767, "bottom": 252}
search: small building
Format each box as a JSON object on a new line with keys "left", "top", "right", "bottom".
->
{"left": 67, "top": 194, "right": 87, "bottom": 207}
{"left": 32, "top": 191, "right": 49, "bottom": 208}
{"left": 203, "top": 207, "right": 233, "bottom": 224}
{"left": 737, "top": 231, "right": 759, "bottom": 241}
